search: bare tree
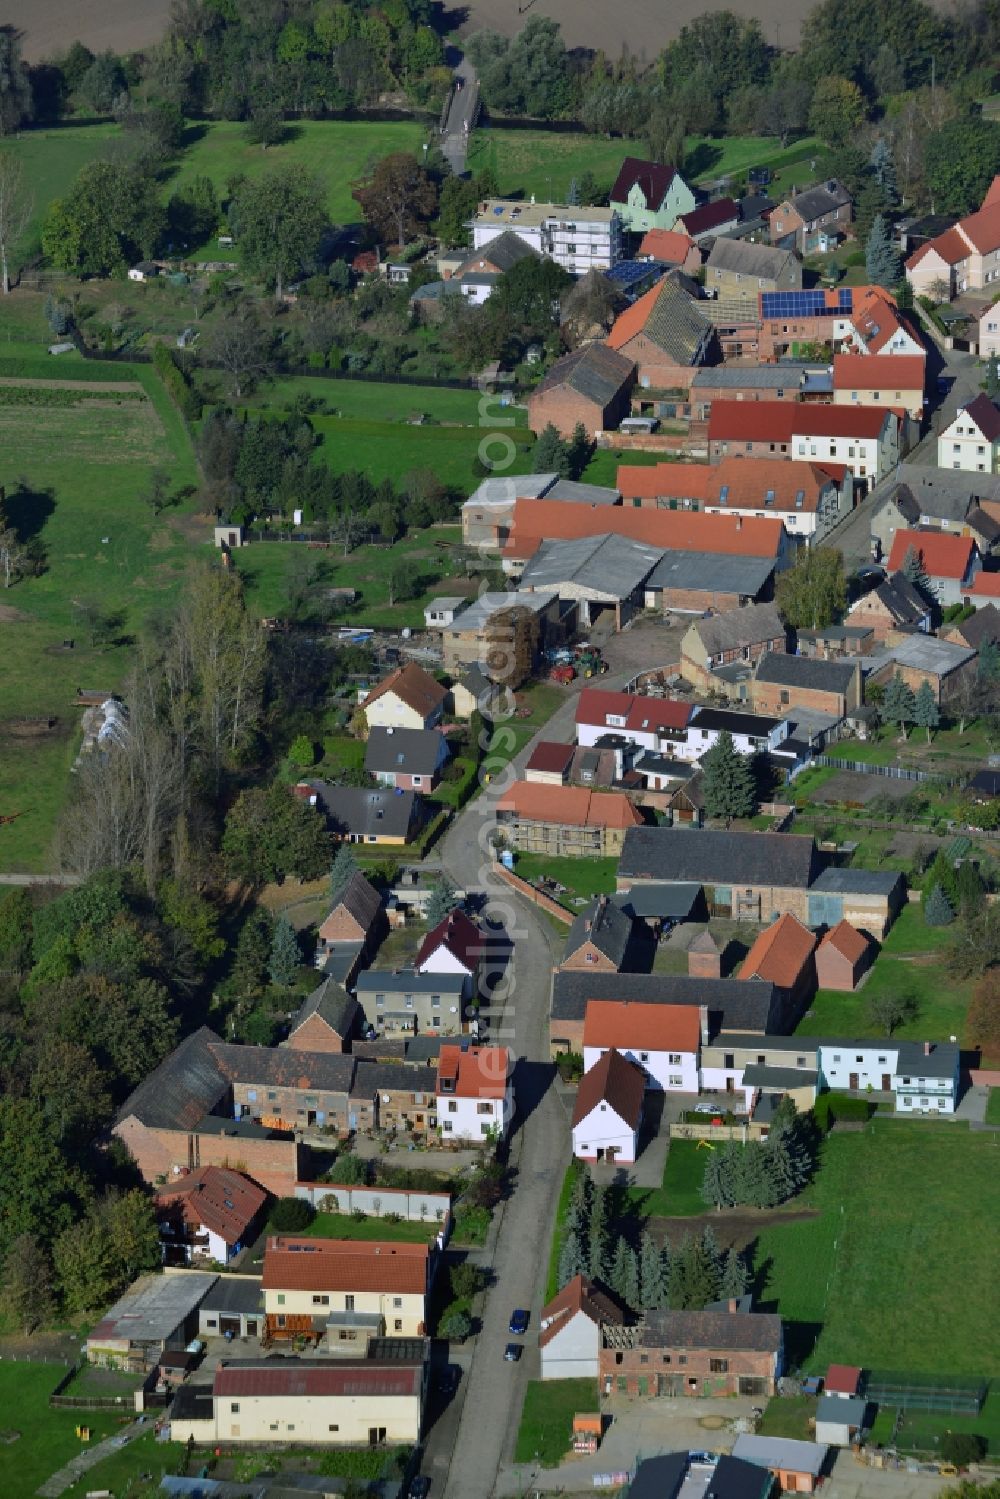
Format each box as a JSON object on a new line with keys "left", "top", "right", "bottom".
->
{"left": 0, "top": 150, "right": 32, "bottom": 295}
{"left": 0, "top": 523, "right": 25, "bottom": 586}
{"left": 204, "top": 304, "right": 271, "bottom": 397}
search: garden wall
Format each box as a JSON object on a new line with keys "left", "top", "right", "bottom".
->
{"left": 492, "top": 862, "right": 573, "bottom": 923}
{"left": 294, "top": 1181, "right": 452, "bottom": 1226}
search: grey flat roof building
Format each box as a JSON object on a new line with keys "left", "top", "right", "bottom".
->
{"left": 731, "top": 1436, "right": 828, "bottom": 1478}
{"left": 645, "top": 550, "right": 776, "bottom": 598}
{"left": 520, "top": 532, "right": 663, "bottom": 600}
{"left": 619, "top": 826, "right": 821, "bottom": 888}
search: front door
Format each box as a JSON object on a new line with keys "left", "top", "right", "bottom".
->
{"left": 881, "top": 1073, "right": 891, "bottom": 1090}
{"left": 849, "top": 1073, "right": 859, "bottom": 1089}
{"left": 246, "top": 1320, "right": 257, "bottom": 1337}
{"left": 726, "top": 1078, "right": 734, "bottom": 1093}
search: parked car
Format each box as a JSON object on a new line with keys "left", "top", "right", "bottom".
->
{"left": 508, "top": 1309, "right": 529, "bottom": 1336}
{"left": 504, "top": 1343, "right": 522, "bottom": 1362}
{"left": 409, "top": 1478, "right": 431, "bottom": 1498}
{"left": 693, "top": 1102, "right": 720, "bottom": 1115}
{"left": 689, "top": 1452, "right": 717, "bottom": 1466}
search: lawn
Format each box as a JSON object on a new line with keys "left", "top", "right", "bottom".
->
{"left": 310, "top": 411, "right": 534, "bottom": 492}
{"left": 304, "top": 1210, "right": 437, "bottom": 1242}
{"left": 545, "top": 1159, "right": 585, "bottom": 1300}
{"left": 0, "top": 352, "right": 199, "bottom": 870}
{"left": 245, "top": 376, "right": 528, "bottom": 428}
{"left": 171, "top": 118, "right": 431, "bottom": 232}
{"left": 880, "top": 903, "right": 954, "bottom": 956}
{"left": 3, "top": 123, "right": 118, "bottom": 272}
{"left": 65, "top": 1430, "right": 186, "bottom": 1497}
{"left": 513, "top": 1377, "right": 596, "bottom": 1467}
{"left": 629, "top": 1139, "right": 708, "bottom": 1219}
{"left": 868, "top": 1388, "right": 1000, "bottom": 1456}
{"left": 467, "top": 128, "right": 827, "bottom": 201}
{"left": 755, "top": 1123, "right": 1000, "bottom": 1374}
{"left": 987, "top": 1089, "right": 1000, "bottom": 1125}
{"left": 796, "top": 956, "right": 973, "bottom": 1046}
{"left": 757, "top": 1396, "right": 816, "bottom": 1441}
{"left": 512, "top": 854, "right": 618, "bottom": 905}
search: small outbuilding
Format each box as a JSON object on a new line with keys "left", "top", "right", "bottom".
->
{"left": 128, "top": 261, "right": 160, "bottom": 281}
{"left": 731, "top": 1435, "right": 829, "bottom": 1494}
{"left": 814, "top": 921, "right": 876, "bottom": 991}
{"left": 815, "top": 1393, "right": 867, "bottom": 1447}
{"left": 214, "top": 523, "right": 245, "bottom": 549}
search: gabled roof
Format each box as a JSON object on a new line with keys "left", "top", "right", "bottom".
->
{"left": 740, "top": 913, "right": 816, "bottom": 989}
{"left": 825, "top": 1364, "right": 862, "bottom": 1395}
{"left": 301, "top": 782, "right": 419, "bottom": 840}
{"left": 948, "top": 601, "right": 1000, "bottom": 648}
{"left": 364, "top": 725, "right": 447, "bottom": 776}
{"left": 526, "top": 739, "right": 575, "bottom": 775}
{"left": 576, "top": 686, "right": 690, "bottom": 734}
{"left": 210, "top": 1041, "right": 356, "bottom": 1095}
{"left": 415, "top": 909, "right": 483, "bottom": 973}
{"left": 951, "top": 198, "right": 1000, "bottom": 255}
{"left": 644, "top": 550, "right": 777, "bottom": 600}
{"left": 607, "top": 274, "right": 709, "bottom": 365}
{"left": 818, "top": 920, "right": 872, "bottom": 965}
{"left": 707, "top": 238, "right": 798, "bottom": 280}
{"left": 611, "top": 156, "right": 681, "bottom": 211}
{"left": 754, "top": 652, "right": 857, "bottom": 694}
{"left": 584, "top": 999, "right": 701, "bottom": 1053}
{"left": 708, "top": 1455, "right": 780, "bottom": 1499}
{"left": 532, "top": 342, "right": 635, "bottom": 407}
{"left": 877, "top": 632, "right": 975, "bottom": 676}
{"left": 886, "top": 527, "right": 976, "bottom": 581}
{"left": 115, "top": 1026, "right": 230, "bottom": 1131}
{"left": 906, "top": 225, "right": 972, "bottom": 269}
{"left": 214, "top": 1356, "right": 423, "bottom": 1399}
{"left": 519, "top": 532, "right": 663, "bottom": 600}
{"left": 455, "top": 230, "right": 539, "bottom": 276}
{"left": 322, "top": 870, "right": 382, "bottom": 933}
{"left": 496, "top": 781, "right": 644, "bottom": 830}
{"left": 539, "top": 1273, "right": 626, "bottom": 1347}
{"left": 849, "top": 571, "right": 929, "bottom": 627}
{"left": 833, "top": 353, "right": 925, "bottom": 391}
{"left": 364, "top": 661, "right": 447, "bottom": 719}
{"left": 949, "top": 391, "right": 1000, "bottom": 442}
{"left": 637, "top": 228, "right": 697, "bottom": 263}
{"left": 971, "top": 571, "right": 1000, "bottom": 598}
{"left": 563, "top": 894, "right": 635, "bottom": 967}
{"left": 437, "top": 1044, "right": 510, "bottom": 1098}
{"left": 687, "top": 602, "right": 786, "bottom": 657}
{"left": 503, "top": 497, "right": 784, "bottom": 563}
{"left": 289, "top": 978, "right": 361, "bottom": 1043}
{"left": 636, "top": 1306, "right": 782, "bottom": 1352}
{"left": 619, "top": 826, "right": 820, "bottom": 889}
{"left": 571, "top": 1047, "right": 645, "bottom": 1128}
{"left": 261, "top": 1236, "right": 430, "bottom": 1294}
{"left": 155, "top": 1166, "right": 268, "bottom": 1247}
{"left": 675, "top": 199, "right": 739, "bottom": 236}
{"left": 551, "top": 969, "right": 777, "bottom": 1032}
{"left": 787, "top": 180, "right": 852, "bottom": 220}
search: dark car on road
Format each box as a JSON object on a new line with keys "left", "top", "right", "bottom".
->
{"left": 508, "top": 1309, "right": 529, "bottom": 1335}
{"left": 504, "top": 1343, "right": 522, "bottom": 1362}
{"left": 409, "top": 1479, "right": 431, "bottom": 1498}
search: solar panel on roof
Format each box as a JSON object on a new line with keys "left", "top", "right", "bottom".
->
{"left": 761, "top": 288, "right": 851, "bottom": 319}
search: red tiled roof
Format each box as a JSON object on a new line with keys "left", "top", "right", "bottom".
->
{"left": 576, "top": 686, "right": 691, "bottom": 734}
{"left": 886, "top": 528, "right": 976, "bottom": 581}
{"left": 496, "top": 781, "right": 644, "bottom": 830}
{"left": 629, "top": 454, "right": 836, "bottom": 515}
{"left": 833, "top": 354, "right": 925, "bottom": 392}
{"left": 707, "top": 402, "right": 796, "bottom": 444}
{"left": 526, "top": 740, "right": 575, "bottom": 774}
{"left": 606, "top": 279, "right": 667, "bottom": 349}
{"left": 825, "top": 1364, "right": 862, "bottom": 1395}
{"left": 364, "top": 661, "right": 447, "bottom": 719}
{"left": 539, "top": 1273, "right": 625, "bottom": 1349}
{"left": 952, "top": 199, "right": 1000, "bottom": 255}
{"left": 215, "top": 1360, "right": 422, "bottom": 1398}
{"left": 818, "top": 920, "right": 872, "bottom": 965}
{"left": 571, "top": 1047, "right": 645, "bottom": 1128}
{"left": 503, "top": 498, "right": 784, "bottom": 562}
{"left": 617, "top": 463, "right": 713, "bottom": 501}
{"left": 637, "top": 228, "right": 696, "bottom": 264}
{"left": 970, "top": 571, "right": 1000, "bottom": 597}
{"left": 739, "top": 913, "right": 816, "bottom": 989}
{"left": 906, "top": 227, "right": 971, "bottom": 270}
{"left": 583, "top": 999, "right": 701, "bottom": 1052}
{"left": 792, "top": 405, "right": 896, "bottom": 439}
{"left": 953, "top": 392, "right": 1000, "bottom": 442}
{"left": 437, "top": 1044, "right": 510, "bottom": 1099}
{"left": 984, "top": 175, "right": 1000, "bottom": 210}
{"left": 415, "top": 909, "right": 483, "bottom": 973}
{"left": 611, "top": 156, "right": 679, "bottom": 212}
{"left": 676, "top": 199, "right": 738, "bottom": 236}
{"left": 154, "top": 1166, "right": 268, "bottom": 1247}
{"left": 261, "top": 1236, "right": 430, "bottom": 1293}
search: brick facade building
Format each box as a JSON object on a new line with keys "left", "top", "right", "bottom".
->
{"left": 600, "top": 1307, "right": 783, "bottom": 1399}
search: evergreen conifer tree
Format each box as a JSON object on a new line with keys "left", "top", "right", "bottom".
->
{"left": 882, "top": 670, "right": 917, "bottom": 738}
{"left": 913, "top": 679, "right": 939, "bottom": 743}
{"left": 720, "top": 1247, "right": 749, "bottom": 1300}
{"left": 268, "top": 915, "right": 301, "bottom": 986}
{"left": 623, "top": 1243, "right": 640, "bottom": 1309}
{"left": 701, "top": 730, "right": 758, "bottom": 825}
{"left": 425, "top": 875, "right": 459, "bottom": 927}
{"left": 329, "top": 843, "right": 358, "bottom": 897}
{"left": 566, "top": 421, "right": 593, "bottom": 480}
{"left": 532, "top": 423, "right": 571, "bottom": 476}
{"left": 587, "top": 1184, "right": 610, "bottom": 1281}
{"left": 865, "top": 213, "right": 902, "bottom": 288}
{"left": 639, "top": 1231, "right": 668, "bottom": 1308}
{"left": 924, "top": 882, "right": 955, "bottom": 927}
{"left": 558, "top": 1225, "right": 588, "bottom": 1287}
{"left": 610, "top": 1235, "right": 632, "bottom": 1300}
{"left": 869, "top": 137, "right": 899, "bottom": 206}
{"left": 902, "top": 544, "right": 930, "bottom": 590}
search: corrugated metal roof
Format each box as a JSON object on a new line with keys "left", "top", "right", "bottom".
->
{"left": 214, "top": 1357, "right": 423, "bottom": 1398}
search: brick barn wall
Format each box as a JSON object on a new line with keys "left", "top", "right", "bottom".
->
{"left": 287, "top": 1014, "right": 346, "bottom": 1054}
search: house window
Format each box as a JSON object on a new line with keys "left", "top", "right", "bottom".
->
{"left": 678, "top": 1355, "right": 687, "bottom": 1366}
{"left": 448, "top": 1100, "right": 457, "bottom": 1113}
{"left": 413, "top": 775, "right": 423, "bottom": 786}
{"left": 668, "top": 1053, "right": 682, "bottom": 1065}
{"left": 724, "top": 1053, "right": 734, "bottom": 1068}
{"left": 432, "top": 994, "right": 441, "bottom": 1007}
{"left": 477, "top": 1102, "right": 492, "bottom": 1115}
{"left": 669, "top": 1075, "right": 683, "bottom": 1087}
{"left": 312, "top": 1294, "right": 329, "bottom": 1306}
{"left": 710, "top": 1359, "right": 729, "bottom": 1373}
{"left": 376, "top": 994, "right": 385, "bottom": 1007}
{"left": 277, "top": 1294, "right": 285, "bottom": 1305}
{"left": 393, "top": 1297, "right": 402, "bottom": 1308}
{"left": 640, "top": 1353, "right": 649, "bottom": 1364}
{"left": 345, "top": 1295, "right": 355, "bottom": 1311}
{"left": 230, "top": 1403, "right": 240, "bottom": 1413}
{"left": 329, "top": 1425, "right": 340, "bottom": 1433}
{"left": 443, "top": 1120, "right": 453, "bottom": 1132}
{"left": 640, "top": 1051, "right": 650, "bottom": 1063}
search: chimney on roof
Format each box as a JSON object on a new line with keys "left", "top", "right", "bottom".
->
{"left": 585, "top": 918, "right": 592, "bottom": 932}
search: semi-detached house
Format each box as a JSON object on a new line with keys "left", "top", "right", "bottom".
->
{"left": 261, "top": 1235, "right": 433, "bottom": 1342}
{"left": 937, "top": 393, "right": 1000, "bottom": 473}
{"left": 436, "top": 1044, "right": 512, "bottom": 1141}
{"left": 833, "top": 354, "right": 925, "bottom": 420}
{"left": 583, "top": 1000, "right": 701, "bottom": 1092}
{"left": 885, "top": 528, "right": 981, "bottom": 607}
{"left": 708, "top": 401, "right": 901, "bottom": 488}
{"left": 906, "top": 176, "right": 1000, "bottom": 298}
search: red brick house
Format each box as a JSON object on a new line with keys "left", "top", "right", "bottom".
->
{"left": 845, "top": 572, "right": 932, "bottom": 641}
{"left": 814, "top": 921, "right": 875, "bottom": 991}
{"left": 768, "top": 180, "right": 852, "bottom": 254}
{"left": 287, "top": 978, "right": 362, "bottom": 1054}
{"left": 559, "top": 894, "right": 636, "bottom": 973}
{"left": 739, "top": 913, "right": 817, "bottom": 1007}
{"left": 749, "top": 653, "right": 861, "bottom": 717}
{"left": 606, "top": 274, "right": 714, "bottom": 390}
{"left": 315, "top": 870, "right": 384, "bottom": 975}
{"left": 154, "top": 1165, "right": 268, "bottom": 1266}
{"left": 527, "top": 343, "right": 635, "bottom": 439}
{"left": 601, "top": 1306, "right": 783, "bottom": 1398}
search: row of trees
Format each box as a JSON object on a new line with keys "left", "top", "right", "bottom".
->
{"left": 702, "top": 1099, "right": 817, "bottom": 1209}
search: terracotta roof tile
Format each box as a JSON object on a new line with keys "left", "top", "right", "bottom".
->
{"left": 971, "top": 571, "right": 1000, "bottom": 597}
{"left": 637, "top": 228, "right": 696, "bottom": 263}
{"left": 583, "top": 999, "right": 701, "bottom": 1052}
{"left": 155, "top": 1166, "right": 268, "bottom": 1246}
{"left": 364, "top": 661, "right": 447, "bottom": 719}
{"left": 818, "top": 920, "right": 871, "bottom": 965}
{"left": 886, "top": 528, "right": 976, "bottom": 581}
{"left": 825, "top": 1364, "right": 862, "bottom": 1395}
{"left": 496, "top": 782, "right": 644, "bottom": 830}
{"left": 262, "top": 1236, "right": 430, "bottom": 1294}
{"left": 503, "top": 498, "right": 783, "bottom": 562}
{"left": 833, "top": 354, "right": 925, "bottom": 391}
{"left": 437, "top": 1044, "right": 510, "bottom": 1099}
{"left": 571, "top": 1048, "right": 645, "bottom": 1128}
{"left": 576, "top": 686, "right": 690, "bottom": 734}
{"left": 539, "top": 1273, "right": 625, "bottom": 1348}
{"left": 739, "top": 913, "right": 816, "bottom": 989}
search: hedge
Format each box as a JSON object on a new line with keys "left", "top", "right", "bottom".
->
{"left": 0, "top": 385, "right": 146, "bottom": 407}
{"left": 153, "top": 342, "right": 202, "bottom": 420}
{"left": 430, "top": 755, "right": 480, "bottom": 810}
{"left": 813, "top": 1092, "right": 874, "bottom": 1129}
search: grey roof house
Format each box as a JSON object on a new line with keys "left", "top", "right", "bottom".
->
{"left": 355, "top": 969, "right": 468, "bottom": 1035}
{"left": 299, "top": 782, "right": 424, "bottom": 845}
{"left": 364, "top": 726, "right": 449, "bottom": 789}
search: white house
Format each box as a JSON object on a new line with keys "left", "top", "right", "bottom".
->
{"left": 680, "top": 707, "right": 789, "bottom": 763}
{"left": 471, "top": 199, "right": 623, "bottom": 274}
{"left": 415, "top": 909, "right": 482, "bottom": 1000}
{"left": 817, "top": 1039, "right": 959, "bottom": 1113}
{"left": 571, "top": 1048, "right": 645, "bottom": 1165}
{"left": 423, "top": 596, "right": 470, "bottom": 629}
{"left": 154, "top": 1166, "right": 268, "bottom": 1266}
{"left": 583, "top": 1000, "right": 701, "bottom": 1093}
{"left": 361, "top": 662, "right": 447, "bottom": 731}
{"left": 539, "top": 1274, "right": 626, "bottom": 1381}
{"left": 575, "top": 686, "right": 691, "bottom": 754}
{"left": 978, "top": 301, "right": 1000, "bottom": 357}
{"left": 792, "top": 407, "right": 900, "bottom": 488}
{"left": 936, "top": 393, "right": 1000, "bottom": 473}
{"left": 436, "top": 1044, "right": 512, "bottom": 1140}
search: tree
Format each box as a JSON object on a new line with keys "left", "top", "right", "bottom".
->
{"left": 78, "top": 50, "right": 126, "bottom": 114}
{"left": 985, "top": 356, "right": 1000, "bottom": 400}
{"left": 882, "top": 670, "right": 917, "bottom": 738}
{"left": 940, "top": 1435, "right": 988, "bottom": 1469}
{"left": 269, "top": 1196, "right": 315, "bottom": 1231}
{"left": 329, "top": 842, "right": 358, "bottom": 896}
{"left": 426, "top": 876, "right": 459, "bottom": 927}
{"left": 449, "top": 1262, "right": 485, "bottom": 1300}
{"left": 531, "top": 423, "right": 570, "bottom": 477}
{"left": 231, "top": 168, "right": 328, "bottom": 298}
{"left": 205, "top": 303, "right": 271, "bottom": 398}
{"left": 866, "top": 214, "right": 902, "bottom": 288}
{"left": 438, "top": 1307, "right": 471, "bottom": 1340}
{"left": 669, "top": 1230, "right": 722, "bottom": 1310}
{"left": 870, "top": 137, "right": 899, "bottom": 206}
{"left": 102, "top": 1190, "right": 161, "bottom": 1285}
{"left": 587, "top": 1183, "right": 610, "bottom": 1281}
{"left": 223, "top": 784, "right": 331, "bottom": 884}
{"left": 268, "top": 915, "right": 301, "bottom": 985}
{"left": 353, "top": 152, "right": 437, "bottom": 251}
{"left": 720, "top": 1247, "right": 749, "bottom": 1301}
{"left": 436, "top": 175, "right": 478, "bottom": 247}
{"left": 566, "top": 422, "right": 593, "bottom": 480}
{"left": 1, "top": 1234, "right": 54, "bottom": 1335}
{"left": 809, "top": 76, "right": 866, "bottom": 145}
{"left": 966, "top": 970, "right": 1000, "bottom": 1058}
{"left": 701, "top": 731, "right": 758, "bottom": 824}
{"left": 913, "top": 678, "right": 939, "bottom": 742}
{"left": 865, "top": 986, "right": 918, "bottom": 1035}
{"left": 902, "top": 543, "right": 930, "bottom": 591}
{"left": 924, "top": 882, "right": 955, "bottom": 927}
{"left": 558, "top": 1224, "right": 587, "bottom": 1288}
{"left": 387, "top": 560, "right": 421, "bottom": 606}
{"left": 288, "top": 734, "right": 316, "bottom": 769}
{"left": 42, "top": 160, "right": 165, "bottom": 276}
{"left": 610, "top": 1235, "right": 635, "bottom": 1302}
{"left": 0, "top": 28, "right": 33, "bottom": 135}
{"left": 925, "top": 116, "right": 1000, "bottom": 215}
{"left": 639, "top": 1230, "right": 668, "bottom": 1308}
{"left": 0, "top": 1099, "right": 84, "bottom": 1257}
{"left": 776, "top": 547, "right": 847, "bottom": 630}
{"left": 948, "top": 903, "right": 1000, "bottom": 978}
{"left": 702, "top": 1143, "right": 735, "bottom": 1210}
{"left": 245, "top": 103, "right": 285, "bottom": 150}
{"left": 0, "top": 149, "right": 31, "bottom": 295}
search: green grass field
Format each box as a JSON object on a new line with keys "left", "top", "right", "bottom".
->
{"left": 545, "top": 1159, "right": 585, "bottom": 1301}
{"left": 880, "top": 903, "right": 954, "bottom": 955}
{"left": 512, "top": 854, "right": 617, "bottom": 904}
{"left": 311, "top": 411, "right": 535, "bottom": 492}
{"left": 3, "top": 124, "right": 118, "bottom": 271}
{"left": 628, "top": 1139, "right": 708, "bottom": 1219}
{"left": 304, "top": 1210, "right": 438, "bottom": 1242}
{"left": 756, "top": 1123, "right": 1000, "bottom": 1374}
{"left": 868, "top": 1390, "right": 1000, "bottom": 1457}
{"left": 245, "top": 376, "right": 528, "bottom": 427}
{"left": 514, "top": 1378, "right": 596, "bottom": 1466}
{"left": 797, "top": 957, "right": 973, "bottom": 1046}
{"left": 0, "top": 350, "right": 198, "bottom": 870}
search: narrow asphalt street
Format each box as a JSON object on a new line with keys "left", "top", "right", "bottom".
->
{"left": 440, "top": 57, "right": 478, "bottom": 177}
